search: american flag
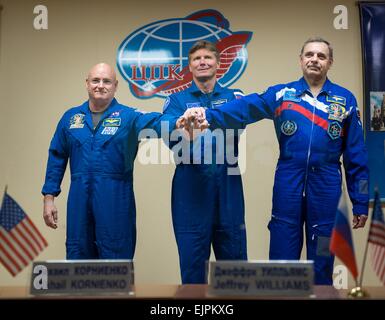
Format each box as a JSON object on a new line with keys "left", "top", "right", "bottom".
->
{"left": 368, "top": 190, "right": 385, "bottom": 285}
{"left": 0, "top": 191, "right": 48, "bottom": 277}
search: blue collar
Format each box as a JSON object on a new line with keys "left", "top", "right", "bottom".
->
{"left": 79, "top": 98, "right": 120, "bottom": 115}
{"left": 188, "top": 81, "right": 224, "bottom": 96}
{"left": 296, "top": 77, "right": 334, "bottom": 97}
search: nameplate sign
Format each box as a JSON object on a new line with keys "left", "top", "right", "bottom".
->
{"left": 208, "top": 260, "right": 314, "bottom": 297}
{"left": 30, "top": 260, "right": 134, "bottom": 295}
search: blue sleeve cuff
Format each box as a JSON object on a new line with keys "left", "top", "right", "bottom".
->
{"left": 352, "top": 204, "right": 369, "bottom": 216}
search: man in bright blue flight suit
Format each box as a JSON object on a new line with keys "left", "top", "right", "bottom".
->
{"left": 163, "top": 40, "right": 247, "bottom": 284}
{"left": 183, "top": 38, "right": 369, "bottom": 284}
{"left": 42, "top": 63, "right": 175, "bottom": 259}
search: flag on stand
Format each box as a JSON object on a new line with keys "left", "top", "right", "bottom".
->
{"left": 368, "top": 190, "right": 385, "bottom": 285}
{"left": 0, "top": 191, "right": 48, "bottom": 276}
{"left": 330, "top": 190, "right": 358, "bottom": 280}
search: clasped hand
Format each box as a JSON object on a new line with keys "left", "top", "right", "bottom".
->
{"left": 175, "top": 107, "right": 209, "bottom": 139}
{"left": 176, "top": 107, "right": 208, "bottom": 130}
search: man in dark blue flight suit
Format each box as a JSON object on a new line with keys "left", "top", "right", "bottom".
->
{"left": 182, "top": 38, "right": 369, "bottom": 285}
{"left": 163, "top": 40, "right": 247, "bottom": 284}
{"left": 42, "top": 63, "right": 175, "bottom": 259}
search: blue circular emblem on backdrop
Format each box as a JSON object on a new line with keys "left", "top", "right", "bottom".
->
{"left": 116, "top": 9, "right": 252, "bottom": 100}
{"left": 281, "top": 120, "right": 297, "bottom": 136}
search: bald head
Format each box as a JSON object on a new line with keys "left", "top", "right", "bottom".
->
{"left": 86, "top": 63, "right": 118, "bottom": 111}
{"left": 87, "top": 63, "right": 117, "bottom": 82}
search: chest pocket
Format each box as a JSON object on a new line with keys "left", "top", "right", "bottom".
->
{"left": 66, "top": 127, "right": 91, "bottom": 147}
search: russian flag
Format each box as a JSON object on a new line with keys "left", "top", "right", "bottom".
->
{"left": 329, "top": 190, "right": 358, "bottom": 280}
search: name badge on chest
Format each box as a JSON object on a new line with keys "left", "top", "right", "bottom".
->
{"left": 101, "top": 127, "right": 118, "bottom": 135}
{"left": 283, "top": 90, "right": 301, "bottom": 102}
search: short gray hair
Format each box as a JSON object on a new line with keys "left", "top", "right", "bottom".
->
{"left": 300, "top": 37, "right": 333, "bottom": 60}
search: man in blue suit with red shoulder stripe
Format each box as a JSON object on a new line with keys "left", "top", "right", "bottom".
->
{"left": 181, "top": 38, "right": 369, "bottom": 285}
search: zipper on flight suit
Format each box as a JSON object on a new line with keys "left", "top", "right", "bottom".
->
{"left": 91, "top": 116, "right": 103, "bottom": 151}
{"left": 303, "top": 95, "right": 316, "bottom": 197}
{"left": 91, "top": 125, "right": 98, "bottom": 151}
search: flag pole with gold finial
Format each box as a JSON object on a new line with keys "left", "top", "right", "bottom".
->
{"left": 348, "top": 187, "right": 376, "bottom": 298}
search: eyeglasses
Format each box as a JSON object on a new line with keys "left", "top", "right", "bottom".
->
{"left": 88, "top": 78, "right": 114, "bottom": 85}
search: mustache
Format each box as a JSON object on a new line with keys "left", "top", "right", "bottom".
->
{"left": 307, "top": 64, "right": 320, "bottom": 69}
